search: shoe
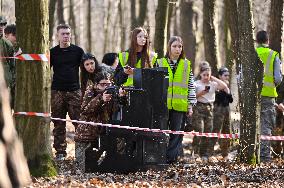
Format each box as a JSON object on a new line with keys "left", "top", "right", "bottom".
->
{"left": 55, "top": 154, "right": 65, "bottom": 161}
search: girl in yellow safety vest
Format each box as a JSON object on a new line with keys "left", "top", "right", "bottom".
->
{"left": 114, "top": 27, "right": 157, "bottom": 86}
{"left": 157, "top": 36, "right": 196, "bottom": 163}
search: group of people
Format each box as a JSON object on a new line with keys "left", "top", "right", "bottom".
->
{"left": 1, "top": 14, "right": 283, "bottom": 170}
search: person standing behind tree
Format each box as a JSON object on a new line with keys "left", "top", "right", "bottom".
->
{"left": 50, "top": 24, "right": 84, "bottom": 160}
{"left": 156, "top": 36, "right": 196, "bottom": 163}
{"left": 0, "top": 16, "right": 14, "bottom": 108}
{"left": 256, "top": 30, "right": 282, "bottom": 162}
{"left": 208, "top": 67, "right": 233, "bottom": 161}
{"left": 114, "top": 27, "right": 157, "bottom": 86}
{"left": 192, "top": 62, "right": 229, "bottom": 162}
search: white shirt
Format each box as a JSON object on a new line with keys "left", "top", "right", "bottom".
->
{"left": 195, "top": 80, "right": 218, "bottom": 103}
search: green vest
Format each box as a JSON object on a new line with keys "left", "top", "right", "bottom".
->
{"left": 256, "top": 46, "right": 278, "bottom": 97}
{"left": 118, "top": 51, "right": 157, "bottom": 86}
{"left": 157, "top": 57, "right": 191, "bottom": 112}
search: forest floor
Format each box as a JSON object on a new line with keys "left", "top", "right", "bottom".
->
{"left": 26, "top": 112, "right": 284, "bottom": 188}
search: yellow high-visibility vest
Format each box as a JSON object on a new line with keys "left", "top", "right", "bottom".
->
{"left": 118, "top": 51, "right": 157, "bottom": 86}
{"left": 256, "top": 46, "right": 278, "bottom": 97}
{"left": 157, "top": 57, "right": 191, "bottom": 112}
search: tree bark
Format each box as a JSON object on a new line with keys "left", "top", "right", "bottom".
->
{"left": 154, "top": 0, "right": 169, "bottom": 58}
{"left": 15, "top": 0, "right": 57, "bottom": 176}
{"left": 203, "top": 0, "right": 218, "bottom": 76}
{"left": 48, "top": 0, "right": 56, "bottom": 43}
{"left": 57, "top": 0, "right": 65, "bottom": 24}
{"left": 130, "top": 0, "right": 137, "bottom": 29}
{"left": 180, "top": 0, "right": 196, "bottom": 67}
{"left": 0, "top": 55, "right": 30, "bottom": 188}
{"left": 86, "top": 0, "right": 92, "bottom": 52}
{"left": 268, "top": 0, "right": 284, "bottom": 157}
{"left": 103, "top": 0, "right": 112, "bottom": 54}
{"left": 69, "top": 0, "right": 78, "bottom": 45}
{"left": 137, "top": 0, "right": 148, "bottom": 26}
{"left": 238, "top": 0, "right": 262, "bottom": 164}
{"left": 119, "top": 0, "right": 126, "bottom": 51}
{"left": 167, "top": 2, "right": 174, "bottom": 41}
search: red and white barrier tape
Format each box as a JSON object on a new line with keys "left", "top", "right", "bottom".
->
{"left": 13, "top": 112, "right": 284, "bottom": 141}
{"left": 0, "top": 54, "right": 49, "bottom": 62}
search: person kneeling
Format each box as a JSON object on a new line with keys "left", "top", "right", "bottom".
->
{"left": 75, "top": 71, "right": 118, "bottom": 172}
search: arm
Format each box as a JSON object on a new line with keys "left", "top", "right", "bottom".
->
{"left": 211, "top": 76, "right": 230, "bottom": 94}
{"left": 187, "top": 70, "right": 197, "bottom": 116}
{"left": 81, "top": 85, "right": 104, "bottom": 115}
{"left": 274, "top": 55, "right": 282, "bottom": 86}
{"left": 114, "top": 63, "right": 128, "bottom": 86}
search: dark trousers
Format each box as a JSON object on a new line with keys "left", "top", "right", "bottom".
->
{"left": 51, "top": 89, "right": 81, "bottom": 156}
{"left": 166, "top": 110, "right": 185, "bottom": 162}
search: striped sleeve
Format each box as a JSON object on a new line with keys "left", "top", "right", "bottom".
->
{"left": 188, "top": 69, "right": 197, "bottom": 107}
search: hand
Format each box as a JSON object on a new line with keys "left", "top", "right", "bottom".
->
{"left": 186, "top": 106, "right": 193, "bottom": 117}
{"left": 124, "top": 66, "right": 134, "bottom": 75}
{"left": 277, "top": 103, "right": 284, "bottom": 112}
{"left": 119, "top": 88, "right": 127, "bottom": 96}
{"left": 102, "top": 91, "right": 112, "bottom": 102}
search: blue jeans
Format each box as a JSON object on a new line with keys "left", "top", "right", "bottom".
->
{"left": 166, "top": 110, "right": 185, "bottom": 162}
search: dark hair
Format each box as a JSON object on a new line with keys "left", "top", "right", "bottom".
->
{"left": 80, "top": 53, "right": 102, "bottom": 97}
{"left": 102, "top": 53, "right": 118, "bottom": 66}
{"left": 128, "top": 27, "right": 151, "bottom": 68}
{"left": 94, "top": 71, "right": 112, "bottom": 84}
{"left": 165, "top": 36, "right": 185, "bottom": 60}
{"left": 4, "top": 24, "right": 16, "bottom": 35}
{"left": 256, "top": 30, "right": 268, "bottom": 44}
{"left": 56, "top": 24, "right": 71, "bottom": 32}
{"left": 218, "top": 67, "right": 229, "bottom": 76}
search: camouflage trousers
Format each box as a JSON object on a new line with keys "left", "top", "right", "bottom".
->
{"left": 208, "top": 105, "right": 231, "bottom": 157}
{"left": 272, "top": 110, "right": 284, "bottom": 157}
{"left": 192, "top": 102, "right": 213, "bottom": 157}
{"left": 51, "top": 89, "right": 81, "bottom": 156}
{"left": 260, "top": 96, "right": 276, "bottom": 162}
{"left": 75, "top": 142, "right": 91, "bottom": 173}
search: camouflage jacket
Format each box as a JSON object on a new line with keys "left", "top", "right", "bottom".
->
{"left": 0, "top": 37, "right": 15, "bottom": 88}
{"left": 75, "top": 84, "right": 116, "bottom": 142}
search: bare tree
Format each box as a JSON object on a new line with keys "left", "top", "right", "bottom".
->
{"left": 180, "top": 0, "right": 196, "bottom": 66}
{"left": 49, "top": 0, "right": 56, "bottom": 43}
{"left": 15, "top": 0, "right": 57, "bottom": 176}
{"left": 119, "top": 0, "right": 126, "bottom": 51}
{"left": 57, "top": 0, "right": 65, "bottom": 24}
{"left": 131, "top": 0, "right": 148, "bottom": 29}
{"left": 86, "top": 0, "right": 92, "bottom": 52}
{"left": 203, "top": 0, "right": 218, "bottom": 76}
{"left": 268, "top": 0, "right": 284, "bottom": 157}
{"left": 238, "top": 0, "right": 262, "bottom": 164}
{"left": 69, "top": 0, "right": 78, "bottom": 44}
{"left": 154, "top": 0, "right": 169, "bottom": 58}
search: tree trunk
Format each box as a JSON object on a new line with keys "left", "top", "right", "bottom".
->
{"left": 119, "top": 0, "right": 126, "bottom": 51}
{"left": 48, "top": 0, "right": 56, "bottom": 43}
{"left": 15, "top": 0, "right": 57, "bottom": 177}
{"left": 154, "top": 0, "right": 169, "bottom": 58}
{"left": 238, "top": 0, "right": 262, "bottom": 164}
{"left": 137, "top": 0, "right": 148, "bottom": 26}
{"left": 180, "top": 0, "right": 196, "bottom": 67}
{"left": 203, "top": 0, "right": 218, "bottom": 76}
{"left": 103, "top": 0, "right": 112, "bottom": 54}
{"left": 57, "top": 0, "right": 65, "bottom": 24}
{"left": 0, "top": 58, "right": 30, "bottom": 188}
{"left": 86, "top": 0, "right": 92, "bottom": 52}
{"left": 130, "top": 0, "right": 136, "bottom": 29}
{"left": 268, "top": 0, "right": 284, "bottom": 157}
{"left": 69, "top": 0, "right": 78, "bottom": 45}
{"left": 167, "top": 2, "right": 174, "bottom": 41}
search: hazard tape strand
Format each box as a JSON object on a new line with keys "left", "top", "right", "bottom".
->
{"left": 0, "top": 54, "right": 49, "bottom": 62}
{"left": 13, "top": 112, "right": 284, "bottom": 141}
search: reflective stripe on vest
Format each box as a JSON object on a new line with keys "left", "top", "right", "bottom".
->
{"left": 256, "top": 47, "right": 278, "bottom": 97}
{"left": 118, "top": 51, "right": 157, "bottom": 86}
{"left": 158, "top": 58, "right": 191, "bottom": 112}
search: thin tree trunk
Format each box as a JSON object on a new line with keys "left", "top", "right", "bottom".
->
{"left": 57, "top": 0, "right": 65, "bottom": 24}
{"left": 15, "top": 0, "right": 57, "bottom": 176}
{"left": 268, "top": 0, "right": 284, "bottom": 157}
{"left": 167, "top": 2, "right": 174, "bottom": 41}
{"left": 0, "top": 56, "right": 30, "bottom": 188}
{"left": 87, "top": 0, "right": 92, "bottom": 52}
{"left": 103, "top": 0, "right": 112, "bottom": 54}
{"left": 238, "top": 0, "right": 262, "bottom": 164}
{"left": 203, "top": 0, "right": 218, "bottom": 76}
{"left": 154, "top": 0, "right": 169, "bottom": 58}
{"left": 69, "top": 0, "right": 78, "bottom": 45}
{"left": 224, "top": 1, "right": 233, "bottom": 75}
{"left": 49, "top": 0, "right": 56, "bottom": 43}
{"left": 137, "top": 0, "right": 148, "bottom": 26}
{"left": 119, "top": 0, "right": 126, "bottom": 51}
{"left": 130, "top": 0, "right": 136, "bottom": 29}
{"left": 180, "top": 0, "right": 196, "bottom": 67}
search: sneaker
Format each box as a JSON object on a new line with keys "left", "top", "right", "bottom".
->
{"left": 55, "top": 154, "right": 65, "bottom": 161}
